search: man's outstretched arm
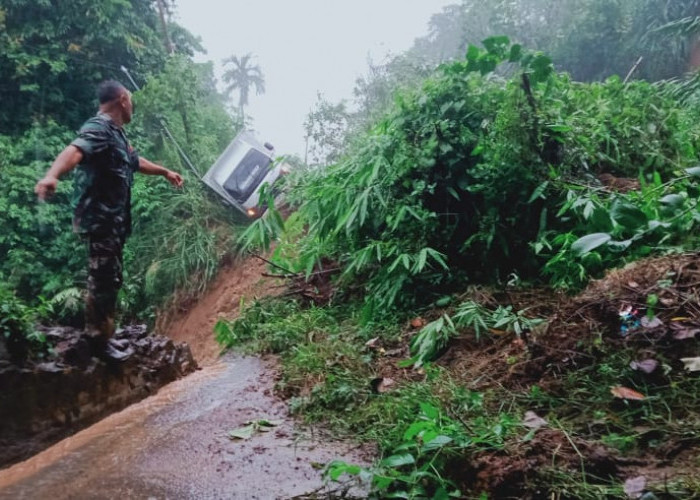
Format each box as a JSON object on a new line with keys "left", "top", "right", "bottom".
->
{"left": 35, "top": 145, "right": 84, "bottom": 200}
{"left": 138, "top": 157, "right": 184, "bottom": 188}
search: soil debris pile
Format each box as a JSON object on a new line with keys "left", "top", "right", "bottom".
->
{"left": 532, "top": 252, "right": 700, "bottom": 379}
{"left": 367, "top": 253, "right": 700, "bottom": 496}
{"left": 259, "top": 256, "right": 339, "bottom": 306}
{"left": 578, "top": 252, "right": 700, "bottom": 336}
{"left": 0, "top": 324, "right": 197, "bottom": 469}
{"left": 455, "top": 253, "right": 700, "bottom": 496}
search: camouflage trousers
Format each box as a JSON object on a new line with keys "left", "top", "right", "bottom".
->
{"left": 85, "top": 234, "right": 125, "bottom": 342}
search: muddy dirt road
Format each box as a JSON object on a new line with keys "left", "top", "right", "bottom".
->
{"left": 0, "top": 355, "right": 367, "bottom": 499}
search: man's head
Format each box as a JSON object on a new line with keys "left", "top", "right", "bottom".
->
{"left": 97, "top": 80, "right": 133, "bottom": 125}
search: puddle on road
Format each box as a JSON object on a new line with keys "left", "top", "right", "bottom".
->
{"left": 0, "top": 356, "right": 369, "bottom": 499}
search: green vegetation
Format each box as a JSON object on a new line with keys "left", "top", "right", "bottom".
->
{"left": 409, "top": 0, "right": 700, "bottom": 82}
{"left": 248, "top": 38, "right": 700, "bottom": 320}
{"left": 407, "top": 301, "right": 545, "bottom": 368}
{"left": 230, "top": 3, "right": 700, "bottom": 496}
{"left": 0, "top": 284, "right": 46, "bottom": 362}
{"left": 4, "top": 0, "right": 700, "bottom": 496}
{"left": 540, "top": 166, "right": 700, "bottom": 289}
{"left": 0, "top": 2, "right": 244, "bottom": 347}
{"left": 306, "top": 0, "right": 700, "bottom": 167}
{"left": 219, "top": 285, "right": 700, "bottom": 498}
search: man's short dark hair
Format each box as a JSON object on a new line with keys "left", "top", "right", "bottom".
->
{"left": 97, "top": 80, "right": 127, "bottom": 104}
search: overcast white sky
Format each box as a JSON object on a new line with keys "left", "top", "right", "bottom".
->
{"left": 174, "top": 0, "right": 455, "bottom": 157}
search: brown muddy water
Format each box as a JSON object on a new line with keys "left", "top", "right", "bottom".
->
{"left": 0, "top": 355, "right": 370, "bottom": 499}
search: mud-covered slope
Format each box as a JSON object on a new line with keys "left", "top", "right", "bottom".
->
{"left": 157, "top": 256, "right": 277, "bottom": 365}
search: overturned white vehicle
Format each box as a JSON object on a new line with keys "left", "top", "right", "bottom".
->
{"left": 202, "top": 131, "right": 288, "bottom": 218}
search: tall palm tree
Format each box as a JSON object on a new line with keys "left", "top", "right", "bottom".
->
{"left": 221, "top": 53, "right": 265, "bottom": 114}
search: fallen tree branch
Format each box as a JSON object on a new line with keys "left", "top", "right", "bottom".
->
{"left": 249, "top": 252, "right": 295, "bottom": 274}
{"left": 623, "top": 56, "right": 644, "bottom": 84}
{"left": 262, "top": 268, "right": 342, "bottom": 280}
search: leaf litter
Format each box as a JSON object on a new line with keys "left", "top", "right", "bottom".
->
{"left": 228, "top": 418, "right": 284, "bottom": 440}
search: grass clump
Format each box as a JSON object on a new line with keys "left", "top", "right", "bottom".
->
{"left": 216, "top": 272, "right": 700, "bottom": 498}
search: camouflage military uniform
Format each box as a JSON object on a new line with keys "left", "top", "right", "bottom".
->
{"left": 70, "top": 112, "right": 140, "bottom": 343}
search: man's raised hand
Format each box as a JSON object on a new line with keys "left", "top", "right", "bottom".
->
{"left": 165, "top": 170, "right": 184, "bottom": 188}
{"left": 35, "top": 176, "right": 59, "bottom": 200}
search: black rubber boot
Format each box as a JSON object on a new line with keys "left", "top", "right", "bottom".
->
{"left": 103, "top": 339, "right": 134, "bottom": 362}
{"left": 84, "top": 321, "right": 132, "bottom": 363}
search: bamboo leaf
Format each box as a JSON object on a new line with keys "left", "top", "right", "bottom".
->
{"left": 380, "top": 454, "right": 416, "bottom": 468}
{"left": 571, "top": 233, "right": 612, "bottom": 256}
{"left": 610, "top": 200, "right": 647, "bottom": 230}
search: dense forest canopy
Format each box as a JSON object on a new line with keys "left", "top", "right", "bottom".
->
{"left": 3, "top": 0, "right": 163, "bottom": 133}
{"left": 411, "top": 0, "right": 700, "bottom": 81}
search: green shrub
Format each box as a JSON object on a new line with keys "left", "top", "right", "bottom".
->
{"left": 257, "top": 39, "right": 700, "bottom": 312}
{"left": 538, "top": 167, "right": 700, "bottom": 288}
{"left": 0, "top": 284, "right": 45, "bottom": 362}
{"left": 0, "top": 124, "right": 85, "bottom": 301}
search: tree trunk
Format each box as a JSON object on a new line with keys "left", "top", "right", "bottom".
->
{"left": 156, "top": 0, "right": 174, "bottom": 55}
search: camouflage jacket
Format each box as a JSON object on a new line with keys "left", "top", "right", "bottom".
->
{"left": 70, "top": 113, "right": 140, "bottom": 238}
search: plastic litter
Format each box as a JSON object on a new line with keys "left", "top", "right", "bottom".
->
{"left": 619, "top": 305, "right": 641, "bottom": 336}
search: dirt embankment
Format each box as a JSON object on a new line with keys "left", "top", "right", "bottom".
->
{"left": 0, "top": 325, "right": 196, "bottom": 468}
{"left": 359, "top": 253, "right": 700, "bottom": 497}
{"left": 453, "top": 254, "right": 700, "bottom": 496}
{"left": 157, "top": 255, "right": 279, "bottom": 365}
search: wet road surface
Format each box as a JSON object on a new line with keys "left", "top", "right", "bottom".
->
{"left": 0, "top": 356, "right": 368, "bottom": 499}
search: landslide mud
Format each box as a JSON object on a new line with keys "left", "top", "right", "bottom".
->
{"left": 0, "top": 355, "right": 369, "bottom": 500}
{"left": 158, "top": 257, "right": 278, "bottom": 366}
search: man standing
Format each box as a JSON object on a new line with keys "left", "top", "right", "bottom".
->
{"left": 35, "top": 80, "right": 183, "bottom": 360}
